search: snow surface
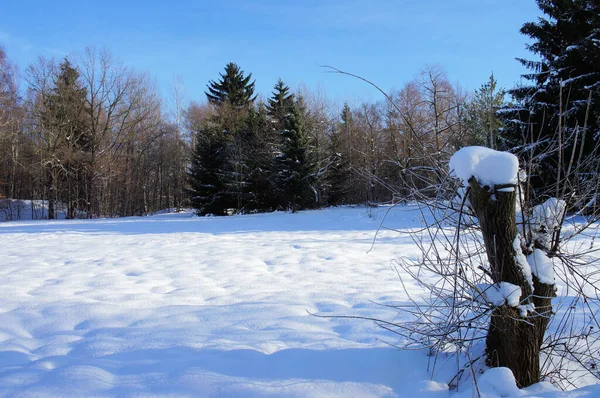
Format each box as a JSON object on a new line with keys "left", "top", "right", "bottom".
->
{"left": 456, "top": 367, "right": 522, "bottom": 398}
{"left": 449, "top": 146, "right": 519, "bottom": 187}
{"left": 0, "top": 206, "right": 447, "bottom": 397}
{"left": 0, "top": 206, "right": 598, "bottom": 397}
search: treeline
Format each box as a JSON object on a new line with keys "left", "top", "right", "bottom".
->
{"left": 0, "top": 48, "right": 186, "bottom": 218}
{"left": 1, "top": 46, "right": 501, "bottom": 218}
{"left": 1, "top": 0, "right": 597, "bottom": 219}
{"left": 186, "top": 64, "right": 503, "bottom": 215}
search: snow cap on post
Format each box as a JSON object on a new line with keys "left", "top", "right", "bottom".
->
{"left": 449, "top": 146, "right": 519, "bottom": 188}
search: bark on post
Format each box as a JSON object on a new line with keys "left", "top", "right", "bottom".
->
{"left": 468, "top": 177, "right": 553, "bottom": 387}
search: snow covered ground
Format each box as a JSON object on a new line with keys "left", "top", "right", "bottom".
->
{"left": 0, "top": 206, "right": 598, "bottom": 397}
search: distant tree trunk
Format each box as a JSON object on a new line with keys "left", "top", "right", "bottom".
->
{"left": 87, "top": 169, "right": 94, "bottom": 219}
{"left": 47, "top": 165, "right": 56, "bottom": 220}
{"left": 468, "top": 177, "right": 552, "bottom": 388}
{"left": 67, "top": 169, "right": 75, "bottom": 219}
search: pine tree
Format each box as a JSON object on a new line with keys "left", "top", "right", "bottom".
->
{"left": 265, "top": 79, "right": 297, "bottom": 209}
{"left": 205, "top": 63, "right": 256, "bottom": 108}
{"left": 198, "top": 63, "right": 258, "bottom": 214}
{"left": 499, "top": 0, "right": 600, "bottom": 201}
{"left": 41, "top": 58, "right": 90, "bottom": 219}
{"left": 52, "top": 59, "right": 91, "bottom": 151}
{"left": 339, "top": 102, "right": 353, "bottom": 157}
{"left": 267, "top": 79, "right": 295, "bottom": 124}
{"left": 465, "top": 73, "right": 505, "bottom": 148}
{"left": 242, "top": 104, "right": 274, "bottom": 212}
{"left": 187, "top": 127, "right": 231, "bottom": 216}
{"left": 223, "top": 104, "right": 273, "bottom": 213}
{"left": 273, "top": 100, "right": 317, "bottom": 212}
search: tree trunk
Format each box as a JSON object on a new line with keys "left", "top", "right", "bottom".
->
{"left": 87, "top": 169, "right": 94, "bottom": 219}
{"left": 486, "top": 306, "right": 540, "bottom": 387}
{"left": 468, "top": 177, "right": 553, "bottom": 388}
{"left": 47, "top": 165, "right": 55, "bottom": 220}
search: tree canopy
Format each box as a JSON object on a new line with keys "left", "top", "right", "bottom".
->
{"left": 205, "top": 62, "right": 256, "bottom": 108}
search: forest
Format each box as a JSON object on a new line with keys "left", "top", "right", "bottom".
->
{"left": 0, "top": 45, "right": 516, "bottom": 219}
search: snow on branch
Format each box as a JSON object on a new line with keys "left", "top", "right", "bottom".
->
{"left": 532, "top": 198, "right": 566, "bottom": 232}
{"left": 473, "top": 282, "right": 522, "bottom": 307}
{"left": 527, "top": 249, "right": 555, "bottom": 285}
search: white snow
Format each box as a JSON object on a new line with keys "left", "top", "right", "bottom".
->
{"left": 528, "top": 249, "right": 555, "bottom": 285}
{"left": 517, "top": 303, "right": 535, "bottom": 317}
{"left": 514, "top": 236, "right": 534, "bottom": 290}
{"left": 532, "top": 198, "right": 566, "bottom": 231}
{"left": 532, "top": 198, "right": 567, "bottom": 249}
{"left": 475, "top": 282, "right": 522, "bottom": 307}
{"left": 0, "top": 206, "right": 449, "bottom": 397}
{"left": 0, "top": 206, "right": 598, "bottom": 397}
{"left": 449, "top": 146, "right": 519, "bottom": 188}
{"left": 497, "top": 187, "right": 515, "bottom": 192}
{"left": 459, "top": 367, "right": 522, "bottom": 397}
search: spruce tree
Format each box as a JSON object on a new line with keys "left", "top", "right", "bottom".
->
{"left": 266, "top": 79, "right": 296, "bottom": 209}
{"left": 242, "top": 104, "right": 274, "bottom": 212}
{"left": 205, "top": 63, "right": 256, "bottom": 108}
{"left": 267, "top": 79, "right": 295, "bottom": 124}
{"left": 499, "top": 0, "right": 600, "bottom": 202}
{"left": 465, "top": 73, "right": 505, "bottom": 148}
{"left": 187, "top": 127, "right": 231, "bottom": 216}
{"left": 42, "top": 58, "right": 90, "bottom": 219}
{"left": 273, "top": 100, "right": 316, "bottom": 212}
{"left": 197, "top": 63, "right": 258, "bottom": 214}
{"left": 53, "top": 59, "right": 91, "bottom": 151}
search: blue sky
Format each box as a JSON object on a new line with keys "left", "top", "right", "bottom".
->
{"left": 1, "top": 0, "right": 541, "bottom": 107}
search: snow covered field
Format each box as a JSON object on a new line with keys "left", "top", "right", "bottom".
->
{"left": 0, "top": 207, "right": 598, "bottom": 397}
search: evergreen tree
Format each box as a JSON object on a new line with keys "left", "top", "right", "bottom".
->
{"left": 273, "top": 101, "right": 317, "bottom": 212}
{"left": 223, "top": 104, "right": 273, "bottom": 213}
{"left": 267, "top": 79, "right": 295, "bottom": 124}
{"left": 339, "top": 102, "right": 353, "bottom": 161}
{"left": 464, "top": 73, "right": 505, "bottom": 148}
{"left": 242, "top": 104, "right": 274, "bottom": 212}
{"left": 205, "top": 63, "right": 256, "bottom": 108}
{"left": 187, "top": 127, "right": 231, "bottom": 216}
{"left": 41, "top": 58, "right": 90, "bottom": 219}
{"left": 52, "top": 59, "right": 91, "bottom": 151}
{"left": 499, "top": 0, "right": 600, "bottom": 201}
{"left": 197, "top": 63, "right": 258, "bottom": 214}
{"left": 340, "top": 103, "right": 352, "bottom": 127}
{"left": 324, "top": 124, "right": 350, "bottom": 206}
{"left": 265, "top": 79, "right": 297, "bottom": 209}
